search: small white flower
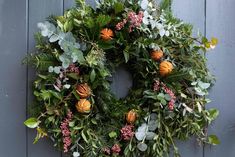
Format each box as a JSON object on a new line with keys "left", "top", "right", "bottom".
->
{"left": 73, "top": 152, "right": 80, "bottom": 157}
{"left": 63, "top": 84, "right": 71, "bottom": 89}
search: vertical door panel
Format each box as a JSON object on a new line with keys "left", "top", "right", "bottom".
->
{"left": 0, "top": 0, "right": 27, "bottom": 156}
{"left": 27, "top": 0, "right": 63, "bottom": 157}
{"left": 205, "top": 0, "right": 235, "bottom": 156}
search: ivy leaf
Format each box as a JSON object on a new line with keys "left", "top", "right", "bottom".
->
{"left": 208, "top": 135, "right": 220, "bottom": 145}
{"left": 24, "top": 118, "right": 40, "bottom": 129}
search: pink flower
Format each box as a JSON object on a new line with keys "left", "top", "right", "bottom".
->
{"left": 116, "top": 19, "right": 127, "bottom": 30}
{"left": 111, "top": 144, "right": 121, "bottom": 155}
{"left": 67, "top": 64, "right": 80, "bottom": 74}
{"left": 120, "top": 125, "right": 134, "bottom": 141}
{"left": 115, "top": 11, "right": 143, "bottom": 32}
{"left": 127, "top": 11, "right": 144, "bottom": 32}
{"left": 161, "top": 83, "right": 176, "bottom": 111}
{"left": 60, "top": 110, "right": 73, "bottom": 153}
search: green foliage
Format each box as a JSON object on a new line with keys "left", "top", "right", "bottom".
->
{"left": 160, "top": 0, "right": 172, "bottom": 12}
{"left": 24, "top": 118, "right": 40, "bottom": 129}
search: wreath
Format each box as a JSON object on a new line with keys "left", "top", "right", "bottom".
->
{"left": 24, "top": 0, "right": 219, "bottom": 156}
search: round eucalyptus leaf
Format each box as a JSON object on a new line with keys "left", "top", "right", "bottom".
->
{"left": 137, "top": 142, "right": 148, "bottom": 152}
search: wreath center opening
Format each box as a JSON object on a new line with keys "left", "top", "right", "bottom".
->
{"left": 110, "top": 65, "right": 133, "bottom": 99}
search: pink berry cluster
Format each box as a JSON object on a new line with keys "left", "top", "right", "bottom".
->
{"left": 60, "top": 110, "right": 73, "bottom": 152}
{"left": 120, "top": 125, "right": 134, "bottom": 141}
{"left": 103, "top": 144, "right": 121, "bottom": 156}
{"left": 153, "top": 80, "right": 176, "bottom": 110}
{"left": 66, "top": 64, "right": 80, "bottom": 74}
{"left": 116, "top": 11, "right": 144, "bottom": 32}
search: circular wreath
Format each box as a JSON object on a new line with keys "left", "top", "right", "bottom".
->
{"left": 24, "top": 0, "right": 219, "bottom": 156}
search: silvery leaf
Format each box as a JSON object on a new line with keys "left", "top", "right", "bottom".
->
{"left": 150, "top": 113, "right": 157, "bottom": 120}
{"left": 159, "top": 29, "right": 166, "bottom": 37}
{"left": 143, "top": 17, "right": 149, "bottom": 25}
{"left": 198, "top": 81, "right": 210, "bottom": 89}
{"left": 135, "top": 123, "right": 148, "bottom": 141}
{"left": 49, "top": 34, "right": 60, "bottom": 43}
{"left": 135, "top": 131, "right": 146, "bottom": 141}
{"left": 48, "top": 66, "right": 54, "bottom": 73}
{"left": 73, "top": 152, "right": 80, "bottom": 157}
{"left": 146, "top": 132, "right": 156, "bottom": 140}
{"left": 140, "top": 0, "right": 148, "bottom": 10}
{"left": 37, "top": 21, "right": 55, "bottom": 37}
{"left": 137, "top": 123, "right": 148, "bottom": 132}
{"left": 148, "top": 120, "right": 158, "bottom": 131}
{"left": 53, "top": 66, "right": 61, "bottom": 74}
{"left": 137, "top": 143, "right": 148, "bottom": 152}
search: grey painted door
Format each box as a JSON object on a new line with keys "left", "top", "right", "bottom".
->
{"left": 0, "top": 0, "right": 234, "bottom": 157}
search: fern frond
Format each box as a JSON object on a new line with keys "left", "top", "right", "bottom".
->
{"left": 23, "top": 53, "right": 58, "bottom": 71}
{"left": 160, "top": 0, "right": 172, "bottom": 12}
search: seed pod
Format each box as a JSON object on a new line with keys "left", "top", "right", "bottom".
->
{"left": 76, "top": 83, "right": 91, "bottom": 98}
{"left": 126, "top": 110, "right": 137, "bottom": 124}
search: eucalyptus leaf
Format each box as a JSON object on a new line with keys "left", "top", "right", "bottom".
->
{"left": 137, "top": 142, "right": 148, "bottom": 152}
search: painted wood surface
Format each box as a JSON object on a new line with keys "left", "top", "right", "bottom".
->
{"left": 205, "top": 0, "right": 235, "bottom": 156}
{"left": 0, "top": 0, "right": 232, "bottom": 156}
{"left": 0, "top": 0, "right": 27, "bottom": 157}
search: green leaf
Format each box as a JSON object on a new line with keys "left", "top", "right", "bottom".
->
{"left": 67, "top": 73, "right": 79, "bottom": 80}
{"left": 81, "top": 130, "right": 89, "bottom": 143}
{"left": 96, "top": 15, "right": 111, "bottom": 27}
{"left": 114, "top": 2, "right": 124, "bottom": 14}
{"left": 208, "top": 108, "right": 219, "bottom": 120}
{"left": 208, "top": 135, "right": 220, "bottom": 145}
{"left": 109, "top": 131, "right": 117, "bottom": 138}
{"left": 24, "top": 118, "right": 40, "bottom": 129}
{"left": 124, "top": 51, "right": 129, "bottom": 63}
{"left": 90, "top": 69, "right": 96, "bottom": 82}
